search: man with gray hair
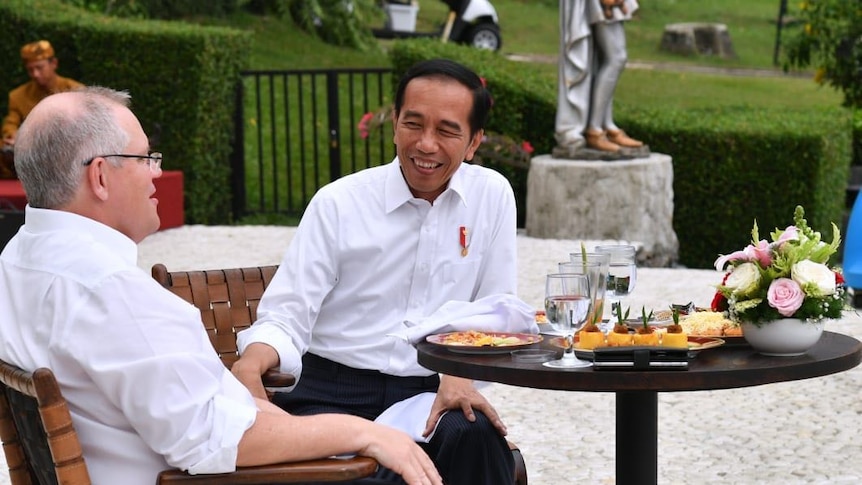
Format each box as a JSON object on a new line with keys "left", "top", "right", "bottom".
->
{"left": 0, "top": 86, "right": 442, "bottom": 485}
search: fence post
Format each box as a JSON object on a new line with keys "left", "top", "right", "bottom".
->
{"left": 230, "top": 76, "right": 247, "bottom": 219}
{"left": 327, "top": 72, "right": 342, "bottom": 182}
{"left": 773, "top": 0, "right": 788, "bottom": 66}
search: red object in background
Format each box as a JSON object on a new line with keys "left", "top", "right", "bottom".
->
{"left": 0, "top": 171, "right": 184, "bottom": 231}
{"left": 153, "top": 170, "right": 184, "bottom": 230}
{"left": 0, "top": 179, "right": 26, "bottom": 210}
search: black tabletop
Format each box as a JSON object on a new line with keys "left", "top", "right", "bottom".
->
{"left": 416, "top": 331, "right": 862, "bottom": 393}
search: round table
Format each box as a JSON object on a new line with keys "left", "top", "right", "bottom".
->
{"left": 416, "top": 331, "right": 862, "bottom": 485}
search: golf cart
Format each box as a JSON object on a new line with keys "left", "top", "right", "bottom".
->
{"left": 372, "top": 0, "right": 502, "bottom": 51}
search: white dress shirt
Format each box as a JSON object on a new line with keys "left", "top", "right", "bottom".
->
{"left": 237, "top": 158, "right": 519, "bottom": 379}
{"left": 0, "top": 207, "right": 258, "bottom": 485}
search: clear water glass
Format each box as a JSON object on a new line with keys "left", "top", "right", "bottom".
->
{"left": 560, "top": 253, "right": 610, "bottom": 330}
{"left": 594, "top": 245, "right": 637, "bottom": 319}
{"left": 543, "top": 273, "right": 592, "bottom": 368}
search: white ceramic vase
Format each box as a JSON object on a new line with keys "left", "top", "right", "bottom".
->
{"left": 740, "top": 318, "right": 825, "bottom": 356}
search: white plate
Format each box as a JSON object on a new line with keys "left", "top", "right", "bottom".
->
{"left": 425, "top": 332, "right": 544, "bottom": 355}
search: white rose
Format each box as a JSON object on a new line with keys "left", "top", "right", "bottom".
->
{"left": 725, "top": 262, "right": 761, "bottom": 297}
{"left": 792, "top": 260, "right": 836, "bottom": 296}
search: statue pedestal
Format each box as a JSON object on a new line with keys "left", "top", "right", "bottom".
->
{"left": 525, "top": 153, "right": 679, "bottom": 267}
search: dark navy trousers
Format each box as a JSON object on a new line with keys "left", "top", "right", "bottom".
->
{"left": 272, "top": 353, "right": 515, "bottom": 485}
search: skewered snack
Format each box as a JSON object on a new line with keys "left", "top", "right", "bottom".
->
{"left": 577, "top": 321, "right": 606, "bottom": 350}
{"left": 607, "top": 303, "right": 633, "bottom": 347}
{"left": 661, "top": 309, "right": 688, "bottom": 348}
{"left": 632, "top": 307, "right": 659, "bottom": 346}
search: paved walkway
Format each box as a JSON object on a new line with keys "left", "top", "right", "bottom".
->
{"left": 1, "top": 225, "right": 859, "bottom": 483}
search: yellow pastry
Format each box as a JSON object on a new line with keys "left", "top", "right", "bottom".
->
{"left": 661, "top": 332, "right": 688, "bottom": 348}
{"left": 606, "top": 330, "right": 633, "bottom": 347}
{"left": 632, "top": 331, "right": 659, "bottom": 346}
{"left": 578, "top": 330, "right": 605, "bottom": 350}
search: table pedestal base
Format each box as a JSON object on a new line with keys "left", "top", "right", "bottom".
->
{"left": 617, "top": 391, "right": 657, "bottom": 485}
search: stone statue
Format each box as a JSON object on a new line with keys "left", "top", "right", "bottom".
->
{"left": 553, "top": 0, "right": 649, "bottom": 161}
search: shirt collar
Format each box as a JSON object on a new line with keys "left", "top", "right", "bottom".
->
{"left": 385, "top": 158, "right": 468, "bottom": 213}
{"left": 23, "top": 205, "right": 139, "bottom": 266}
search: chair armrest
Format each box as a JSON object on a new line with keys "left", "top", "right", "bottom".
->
{"left": 262, "top": 368, "right": 296, "bottom": 388}
{"left": 157, "top": 456, "right": 378, "bottom": 484}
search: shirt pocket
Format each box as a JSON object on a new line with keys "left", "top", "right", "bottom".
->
{"left": 440, "top": 260, "right": 481, "bottom": 296}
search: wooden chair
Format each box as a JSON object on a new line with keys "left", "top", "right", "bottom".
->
{"left": 0, "top": 358, "right": 376, "bottom": 485}
{"left": 152, "top": 263, "right": 528, "bottom": 485}
{"left": 0, "top": 360, "right": 91, "bottom": 484}
{"left": 150, "top": 263, "right": 294, "bottom": 388}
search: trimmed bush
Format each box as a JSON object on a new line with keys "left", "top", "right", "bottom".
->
{"left": 389, "top": 39, "right": 852, "bottom": 268}
{"left": 0, "top": 0, "right": 251, "bottom": 224}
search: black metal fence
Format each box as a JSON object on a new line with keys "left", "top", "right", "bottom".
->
{"left": 230, "top": 67, "right": 398, "bottom": 219}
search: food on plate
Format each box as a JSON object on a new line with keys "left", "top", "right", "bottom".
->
{"left": 653, "top": 309, "right": 674, "bottom": 321}
{"left": 577, "top": 321, "right": 605, "bottom": 350}
{"left": 661, "top": 309, "right": 688, "bottom": 348}
{"left": 607, "top": 322, "right": 633, "bottom": 346}
{"left": 679, "top": 311, "right": 741, "bottom": 337}
{"left": 632, "top": 330, "right": 658, "bottom": 346}
{"left": 632, "top": 308, "right": 658, "bottom": 346}
{"left": 440, "top": 330, "right": 524, "bottom": 347}
{"left": 607, "top": 302, "right": 633, "bottom": 346}
{"left": 535, "top": 310, "right": 548, "bottom": 324}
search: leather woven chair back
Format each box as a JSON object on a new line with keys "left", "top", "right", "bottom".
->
{"left": 0, "top": 360, "right": 91, "bottom": 485}
{"left": 151, "top": 263, "right": 277, "bottom": 369}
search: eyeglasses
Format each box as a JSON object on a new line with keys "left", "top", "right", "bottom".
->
{"left": 82, "top": 152, "right": 163, "bottom": 173}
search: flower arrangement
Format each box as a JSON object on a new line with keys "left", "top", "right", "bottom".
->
{"left": 711, "top": 206, "right": 847, "bottom": 326}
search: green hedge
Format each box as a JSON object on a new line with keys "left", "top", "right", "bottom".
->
{"left": 389, "top": 39, "right": 852, "bottom": 269}
{"left": 0, "top": 0, "right": 251, "bottom": 223}
{"left": 620, "top": 106, "right": 851, "bottom": 268}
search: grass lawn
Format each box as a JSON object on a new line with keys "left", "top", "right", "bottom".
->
{"left": 207, "top": 0, "right": 841, "bottom": 110}
{"left": 395, "top": 0, "right": 799, "bottom": 70}
{"left": 196, "top": 0, "right": 847, "bottom": 225}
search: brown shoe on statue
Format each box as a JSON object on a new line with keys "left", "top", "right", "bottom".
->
{"left": 606, "top": 129, "right": 644, "bottom": 148}
{"left": 585, "top": 129, "right": 621, "bottom": 152}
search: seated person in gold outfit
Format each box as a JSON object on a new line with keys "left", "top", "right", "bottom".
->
{"left": 2, "top": 40, "right": 83, "bottom": 147}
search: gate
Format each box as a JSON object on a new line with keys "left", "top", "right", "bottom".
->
{"left": 231, "top": 68, "right": 397, "bottom": 220}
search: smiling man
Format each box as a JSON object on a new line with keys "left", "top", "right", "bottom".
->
{"left": 2, "top": 40, "right": 83, "bottom": 147}
{"left": 233, "top": 59, "right": 529, "bottom": 485}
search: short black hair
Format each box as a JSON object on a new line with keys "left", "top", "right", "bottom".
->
{"left": 393, "top": 58, "right": 492, "bottom": 137}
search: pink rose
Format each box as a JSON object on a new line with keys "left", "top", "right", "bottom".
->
{"left": 767, "top": 278, "right": 805, "bottom": 317}
{"left": 745, "top": 240, "right": 772, "bottom": 267}
{"left": 714, "top": 240, "right": 774, "bottom": 270}
{"left": 775, "top": 226, "right": 798, "bottom": 245}
{"left": 714, "top": 249, "right": 750, "bottom": 270}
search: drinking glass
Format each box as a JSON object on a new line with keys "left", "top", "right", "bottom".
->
{"left": 594, "top": 245, "right": 637, "bottom": 320}
{"left": 543, "top": 273, "right": 592, "bottom": 368}
{"left": 559, "top": 254, "right": 609, "bottom": 331}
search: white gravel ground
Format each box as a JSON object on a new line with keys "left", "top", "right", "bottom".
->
{"left": 2, "top": 224, "right": 860, "bottom": 484}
